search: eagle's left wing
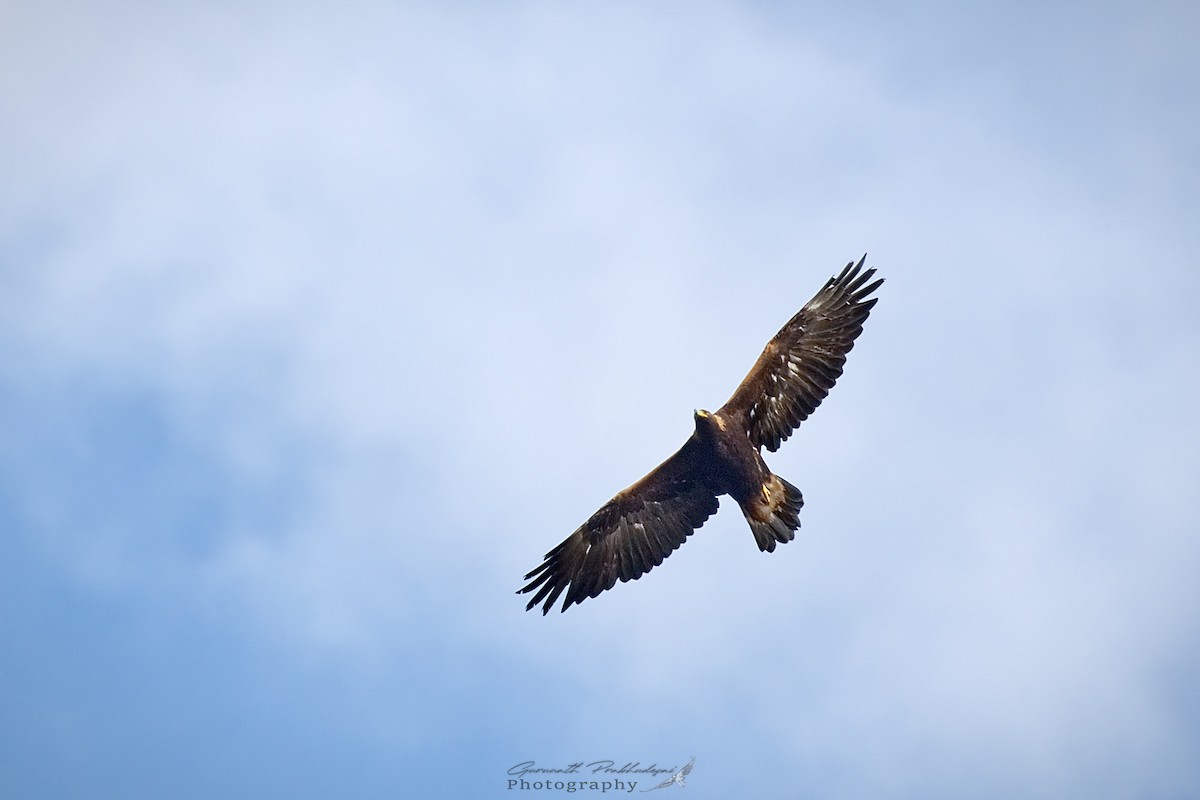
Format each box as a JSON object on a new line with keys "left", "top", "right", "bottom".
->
{"left": 519, "top": 437, "right": 719, "bottom": 615}
{"left": 719, "top": 256, "right": 882, "bottom": 452}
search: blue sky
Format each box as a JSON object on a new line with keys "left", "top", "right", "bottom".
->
{"left": 2, "top": 0, "right": 1198, "bottom": 797}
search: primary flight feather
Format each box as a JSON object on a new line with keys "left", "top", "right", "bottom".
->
{"left": 519, "top": 255, "right": 882, "bottom": 614}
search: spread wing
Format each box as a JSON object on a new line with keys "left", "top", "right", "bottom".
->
{"left": 519, "top": 437, "right": 719, "bottom": 615}
{"left": 719, "top": 255, "right": 882, "bottom": 452}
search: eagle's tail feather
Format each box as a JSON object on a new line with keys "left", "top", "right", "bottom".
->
{"left": 742, "top": 474, "right": 804, "bottom": 553}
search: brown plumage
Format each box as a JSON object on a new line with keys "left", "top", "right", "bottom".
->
{"left": 519, "top": 256, "right": 882, "bottom": 614}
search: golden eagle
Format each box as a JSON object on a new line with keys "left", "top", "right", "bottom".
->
{"left": 519, "top": 256, "right": 882, "bottom": 614}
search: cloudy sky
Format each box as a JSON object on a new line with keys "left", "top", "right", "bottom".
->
{"left": 2, "top": 0, "right": 1198, "bottom": 797}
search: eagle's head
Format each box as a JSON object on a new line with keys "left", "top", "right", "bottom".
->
{"left": 693, "top": 408, "right": 725, "bottom": 433}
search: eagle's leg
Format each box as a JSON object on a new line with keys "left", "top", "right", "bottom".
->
{"left": 738, "top": 473, "right": 804, "bottom": 553}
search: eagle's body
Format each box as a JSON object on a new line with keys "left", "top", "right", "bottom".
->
{"left": 692, "top": 408, "right": 804, "bottom": 551}
{"left": 520, "top": 256, "right": 882, "bottom": 614}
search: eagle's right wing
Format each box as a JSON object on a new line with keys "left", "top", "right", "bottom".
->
{"left": 519, "top": 437, "right": 719, "bottom": 615}
{"left": 719, "top": 256, "right": 882, "bottom": 452}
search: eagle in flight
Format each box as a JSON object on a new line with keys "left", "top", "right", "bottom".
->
{"left": 519, "top": 256, "right": 882, "bottom": 614}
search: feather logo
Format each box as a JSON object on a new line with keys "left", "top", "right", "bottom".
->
{"left": 641, "top": 757, "right": 694, "bottom": 791}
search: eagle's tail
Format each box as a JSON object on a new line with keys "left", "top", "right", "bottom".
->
{"left": 741, "top": 474, "right": 804, "bottom": 553}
